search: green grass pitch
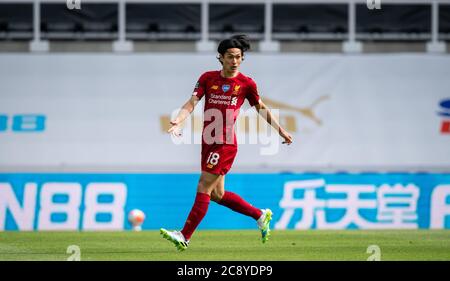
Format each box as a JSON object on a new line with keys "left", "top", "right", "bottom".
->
{"left": 0, "top": 230, "right": 449, "bottom": 261}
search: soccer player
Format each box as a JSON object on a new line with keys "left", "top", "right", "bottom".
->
{"left": 160, "top": 35, "right": 293, "bottom": 251}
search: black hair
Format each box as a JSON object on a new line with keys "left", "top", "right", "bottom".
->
{"left": 217, "top": 35, "right": 250, "bottom": 64}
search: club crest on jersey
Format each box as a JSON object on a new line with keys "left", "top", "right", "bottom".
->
{"left": 232, "top": 85, "right": 241, "bottom": 95}
{"left": 222, "top": 84, "right": 230, "bottom": 93}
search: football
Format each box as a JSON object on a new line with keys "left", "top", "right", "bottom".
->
{"left": 128, "top": 209, "right": 145, "bottom": 231}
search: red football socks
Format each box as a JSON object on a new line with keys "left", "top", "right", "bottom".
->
{"left": 218, "top": 191, "right": 262, "bottom": 220}
{"left": 181, "top": 192, "right": 210, "bottom": 241}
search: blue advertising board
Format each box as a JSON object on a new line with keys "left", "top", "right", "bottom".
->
{"left": 1, "top": 173, "right": 449, "bottom": 231}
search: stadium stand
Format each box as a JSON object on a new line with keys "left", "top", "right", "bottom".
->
{"left": 272, "top": 4, "right": 348, "bottom": 41}
{"left": 0, "top": 0, "right": 449, "bottom": 53}
{"left": 126, "top": 3, "right": 200, "bottom": 41}
{"left": 0, "top": 3, "right": 33, "bottom": 40}
{"left": 209, "top": 4, "right": 264, "bottom": 40}
{"left": 356, "top": 4, "right": 431, "bottom": 41}
{"left": 440, "top": 4, "right": 450, "bottom": 40}
{"left": 40, "top": 3, "right": 118, "bottom": 40}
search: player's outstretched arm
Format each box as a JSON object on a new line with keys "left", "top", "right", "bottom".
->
{"left": 255, "top": 100, "right": 293, "bottom": 145}
{"left": 168, "top": 95, "right": 200, "bottom": 137}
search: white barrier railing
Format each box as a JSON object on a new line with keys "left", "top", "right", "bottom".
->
{"left": 0, "top": 0, "right": 449, "bottom": 52}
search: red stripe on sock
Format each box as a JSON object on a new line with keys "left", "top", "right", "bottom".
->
{"left": 218, "top": 191, "right": 262, "bottom": 220}
{"left": 181, "top": 192, "right": 210, "bottom": 241}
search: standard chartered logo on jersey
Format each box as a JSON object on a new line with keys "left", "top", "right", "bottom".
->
{"left": 275, "top": 179, "right": 450, "bottom": 230}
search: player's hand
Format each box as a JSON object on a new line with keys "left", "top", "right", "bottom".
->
{"left": 168, "top": 120, "right": 182, "bottom": 137}
{"left": 280, "top": 128, "right": 293, "bottom": 145}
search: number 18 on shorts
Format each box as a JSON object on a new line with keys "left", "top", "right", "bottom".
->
{"left": 201, "top": 144, "right": 238, "bottom": 175}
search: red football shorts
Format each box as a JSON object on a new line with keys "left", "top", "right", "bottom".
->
{"left": 201, "top": 144, "right": 238, "bottom": 175}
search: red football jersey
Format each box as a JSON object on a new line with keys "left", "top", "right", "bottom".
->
{"left": 193, "top": 71, "right": 261, "bottom": 146}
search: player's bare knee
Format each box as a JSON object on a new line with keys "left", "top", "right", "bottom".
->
{"left": 196, "top": 181, "right": 210, "bottom": 194}
{"left": 197, "top": 178, "right": 215, "bottom": 194}
{"left": 210, "top": 189, "right": 224, "bottom": 202}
